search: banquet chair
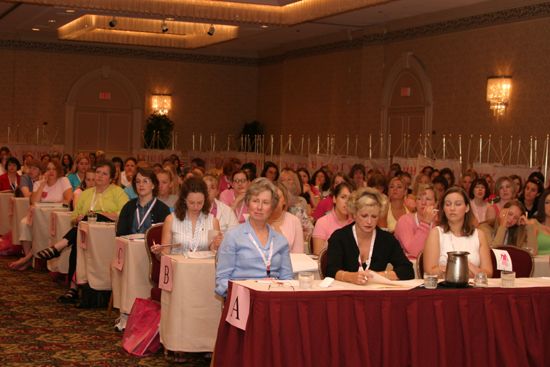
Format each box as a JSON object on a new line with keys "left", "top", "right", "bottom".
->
{"left": 318, "top": 247, "right": 328, "bottom": 279}
{"left": 489, "top": 245, "right": 534, "bottom": 278}
{"left": 416, "top": 251, "right": 424, "bottom": 279}
{"left": 144, "top": 223, "right": 164, "bottom": 302}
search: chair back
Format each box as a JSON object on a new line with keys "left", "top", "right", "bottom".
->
{"left": 416, "top": 251, "right": 424, "bottom": 279}
{"left": 144, "top": 223, "right": 164, "bottom": 301}
{"left": 318, "top": 247, "right": 328, "bottom": 279}
{"left": 489, "top": 245, "right": 534, "bottom": 278}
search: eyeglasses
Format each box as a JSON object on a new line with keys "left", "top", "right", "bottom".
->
{"left": 233, "top": 179, "right": 248, "bottom": 184}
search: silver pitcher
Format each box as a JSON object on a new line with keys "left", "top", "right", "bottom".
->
{"left": 445, "top": 251, "right": 470, "bottom": 286}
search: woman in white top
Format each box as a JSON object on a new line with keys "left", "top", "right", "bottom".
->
{"left": 120, "top": 157, "right": 137, "bottom": 188}
{"left": 31, "top": 160, "right": 73, "bottom": 205}
{"left": 154, "top": 177, "right": 222, "bottom": 255}
{"left": 203, "top": 174, "right": 239, "bottom": 233}
{"left": 424, "top": 187, "right": 493, "bottom": 278}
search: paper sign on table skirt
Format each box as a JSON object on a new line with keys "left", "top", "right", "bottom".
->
{"left": 159, "top": 256, "right": 173, "bottom": 291}
{"left": 112, "top": 238, "right": 126, "bottom": 271}
{"left": 79, "top": 228, "right": 88, "bottom": 249}
{"left": 50, "top": 213, "right": 56, "bottom": 237}
{"left": 225, "top": 282, "right": 250, "bottom": 331}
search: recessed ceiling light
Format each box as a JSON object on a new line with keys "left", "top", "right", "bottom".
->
{"left": 65, "top": 9, "right": 75, "bottom": 13}
{"left": 32, "top": 28, "right": 40, "bottom": 31}
{"left": 48, "top": 19, "right": 56, "bottom": 23}
{"left": 261, "top": 25, "right": 269, "bottom": 29}
{"left": 166, "top": 17, "right": 174, "bottom": 21}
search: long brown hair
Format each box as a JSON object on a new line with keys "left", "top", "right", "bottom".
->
{"left": 174, "top": 177, "right": 210, "bottom": 221}
{"left": 438, "top": 187, "right": 475, "bottom": 236}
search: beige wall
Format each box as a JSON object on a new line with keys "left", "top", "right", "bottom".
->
{"left": 1, "top": 15, "right": 549, "bottom": 156}
{"left": 0, "top": 48, "right": 258, "bottom": 152}
{"left": 258, "top": 17, "right": 550, "bottom": 145}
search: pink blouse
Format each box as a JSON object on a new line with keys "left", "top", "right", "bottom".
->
{"left": 394, "top": 213, "right": 431, "bottom": 259}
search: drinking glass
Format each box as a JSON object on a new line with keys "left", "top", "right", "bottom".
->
{"left": 501, "top": 270, "right": 515, "bottom": 288}
{"left": 474, "top": 272, "right": 488, "bottom": 288}
{"left": 423, "top": 273, "right": 438, "bottom": 289}
{"left": 87, "top": 211, "right": 97, "bottom": 223}
{"left": 299, "top": 272, "right": 314, "bottom": 289}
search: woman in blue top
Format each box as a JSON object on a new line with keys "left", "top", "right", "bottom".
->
{"left": 215, "top": 178, "right": 293, "bottom": 297}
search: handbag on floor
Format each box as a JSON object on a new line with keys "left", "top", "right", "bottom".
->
{"left": 122, "top": 298, "right": 161, "bottom": 357}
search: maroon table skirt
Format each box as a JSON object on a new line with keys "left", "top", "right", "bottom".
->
{"left": 214, "top": 284, "right": 550, "bottom": 367}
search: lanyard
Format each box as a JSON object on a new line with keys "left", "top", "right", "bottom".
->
{"left": 136, "top": 198, "right": 156, "bottom": 231}
{"left": 9, "top": 178, "right": 17, "bottom": 191}
{"left": 248, "top": 232, "right": 274, "bottom": 277}
{"left": 210, "top": 201, "right": 218, "bottom": 217}
{"left": 236, "top": 202, "right": 246, "bottom": 222}
{"left": 90, "top": 187, "right": 107, "bottom": 212}
{"left": 352, "top": 225, "right": 376, "bottom": 271}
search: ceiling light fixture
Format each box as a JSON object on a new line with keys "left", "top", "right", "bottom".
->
{"left": 207, "top": 24, "right": 215, "bottom": 36}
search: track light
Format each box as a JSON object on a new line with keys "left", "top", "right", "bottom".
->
{"left": 108, "top": 17, "right": 117, "bottom": 28}
{"left": 207, "top": 24, "right": 215, "bottom": 36}
{"left": 161, "top": 21, "right": 168, "bottom": 33}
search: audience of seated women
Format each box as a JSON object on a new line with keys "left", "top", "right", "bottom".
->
{"left": 153, "top": 177, "right": 222, "bottom": 256}
{"left": 268, "top": 183, "right": 304, "bottom": 253}
{"left": 423, "top": 187, "right": 493, "bottom": 278}
{"left": 37, "top": 161, "right": 129, "bottom": 303}
{"left": 469, "top": 178, "right": 490, "bottom": 225}
{"left": 0, "top": 157, "right": 21, "bottom": 192}
{"left": 519, "top": 177, "right": 543, "bottom": 219}
{"left": 214, "top": 178, "right": 293, "bottom": 297}
{"left": 326, "top": 187, "right": 414, "bottom": 284}
{"left": 116, "top": 168, "right": 170, "bottom": 236}
{"left": 203, "top": 174, "right": 239, "bottom": 233}
{"left": 67, "top": 153, "right": 91, "bottom": 191}
{"left": 219, "top": 170, "right": 250, "bottom": 223}
{"left": 485, "top": 176, "right": 516, "bottom": 226}
{"left": 312, "top": 182, "right": 354, "bottom": 255}
{"left": 18, "top": 159, "right": 42, "bottom": 198}
{"left": 120, "top": 157, "right": 137, "bottom": 188}
{"left": 528, "top": 188, "right": 550, "bottom": 255}
{"left": 384, "top": 176, "right": 409, "bottom": 232}
{"left": 394, "top": 183, "right": 438, "bottom": 259}
{"left": 156, "top": 169, "right": 179, "bottom": 210}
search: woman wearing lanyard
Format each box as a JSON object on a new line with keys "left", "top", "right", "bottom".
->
{"left": 116, "top": 168, "right": 170, "bottom": 236}
{"left": 326, "top": 187, "right": 414, "bottom": 284}
{"left": 219, "top": 170, "right": 250, "bottom": 223}
{"left": 215, "top": 178, "right": 294, "bottom": 297}
{"left": 152, "top": 176, "right": 222, "bottom": 256}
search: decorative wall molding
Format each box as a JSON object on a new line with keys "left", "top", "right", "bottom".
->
{"left": 0, "top": 2, "right": 549, "bottom": 66}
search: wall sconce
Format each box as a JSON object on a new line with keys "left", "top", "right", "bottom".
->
{"left": 151, "top": 94, "right": 172, "bottom": 115}
{"left": 486, "top": 76, "right": 512, "bottom": 116}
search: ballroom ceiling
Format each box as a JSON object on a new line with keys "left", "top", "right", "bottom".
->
{"left": 0, "top": 0, "right": 545, "bottom": 58}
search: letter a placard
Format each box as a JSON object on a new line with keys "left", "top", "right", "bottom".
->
{"left": 225, "top": 283, "right": 250, "bottom": 330}
{"left": 159, "top": 255, "right": 173, "bottom": 291}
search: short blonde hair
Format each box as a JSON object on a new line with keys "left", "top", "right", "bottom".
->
{"left": 245, "top": 177, "right": 279, "bottom": 210}
{"left": 347, "top": 187, "right": 387, "bottom": 215}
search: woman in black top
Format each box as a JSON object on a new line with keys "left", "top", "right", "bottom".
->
{"left": 116, "top": 167, "right": 170, "bottom": 236}
{"left": 326, "top": 187, "right": 414, "bottom": 284}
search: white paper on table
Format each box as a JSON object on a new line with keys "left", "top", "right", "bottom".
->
{"left": 492, "top": 249, "right": 513, "bottom": 271}
{"left": 367, "top": 270, "right": 419, "bottom": 288}
{"left": 290, "top": 253, "right": 318, "bottom": 273}
{"left": 123, "top": 233, "right": 145, "bottom": 240}
{"left": 186, "top": 251, "right": 216, "bottom": 259}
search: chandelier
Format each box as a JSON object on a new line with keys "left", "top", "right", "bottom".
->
{"left": 486, "top": 76, "right": 512, "bottom": 116}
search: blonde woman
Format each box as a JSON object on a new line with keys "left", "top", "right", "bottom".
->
{"left": 326, "top": 187, "right": 414, "bottom": 284}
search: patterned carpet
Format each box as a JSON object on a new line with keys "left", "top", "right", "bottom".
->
{"left": 0, "top": 256, "right": 211, "bottom": 367}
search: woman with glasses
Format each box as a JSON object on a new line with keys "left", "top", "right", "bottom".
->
{"left": 220, "top": 170, "right": 250, "bottom": 223}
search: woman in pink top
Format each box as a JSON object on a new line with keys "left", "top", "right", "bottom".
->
{"left": 312, "top": 182, "right": 354, "bottom": 255}
{"left": 219, "top": 170, "right": 249, "bottom": 223}
{"left": 269, "top": 183, "right": 305, "bottom": 253}
{"left": 394, "top": 183, "right": 438, "bottom": 259}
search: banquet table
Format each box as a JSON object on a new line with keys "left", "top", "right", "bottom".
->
{"left": 160, "top": 255, "right": 223, "bottom": 352}
{"left": 10, "top": 197, "right": 30, "bottom": 244}
{"left": 31, "top": 204, "right": 67, "bottom": 255}
{"left": 214, "top": 278, "right": 550, "bottom": 367}
{"left": 0, "top": 192, "right": 14, "bottom": 235}
{"left": 47, "top": 211, "right": 73, "bottom": 273}
{"left": 76, "top": 221, "right": 116, "bottom": 290}
{"left": 111, "top": 235, "right": 151, "bottom": 314}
